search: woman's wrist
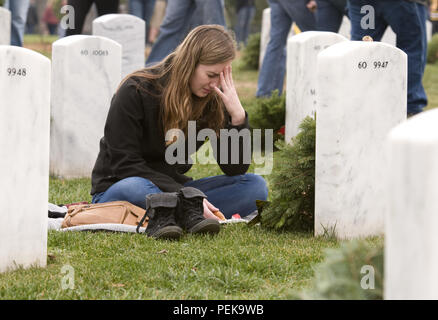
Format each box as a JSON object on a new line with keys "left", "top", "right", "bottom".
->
{"left": 230, "top": 107, "right": 246, "bottom": 126}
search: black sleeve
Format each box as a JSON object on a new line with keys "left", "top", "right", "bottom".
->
{"left": 104, "top": 79, "right": 183, "bottom": 192}
{"left": 214, "top": 110, "right": 252, "bottom": 176}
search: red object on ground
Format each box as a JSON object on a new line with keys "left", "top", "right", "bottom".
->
{"left": 65, "top": 201, "right": 89, "bottom": 208}
{"left": 232, "top": 214, "right": 241, "bottom": 219}
{"left": 277, "top": 125, "right": 285, "bottom": 136}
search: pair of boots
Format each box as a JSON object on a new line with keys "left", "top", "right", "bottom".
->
{"left": 136, "top": 187, "right": 220, "bottom": 239}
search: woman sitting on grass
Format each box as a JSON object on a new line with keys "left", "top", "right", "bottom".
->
{"left": 90, "top": 25, "right": 268, "bottom": 238}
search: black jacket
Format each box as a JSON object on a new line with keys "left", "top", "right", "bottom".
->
{"left": 90, "top": 75, "right": 251, "bottom": 195}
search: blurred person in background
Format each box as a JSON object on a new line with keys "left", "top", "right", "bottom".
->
{"left": 25, "top": 0, "right": 38, "bottom": 34}
{"left": 146, "top": 0, "right": 226, "bottom": 65}
{"left": 256, "top": 0, "right": 316, "bottom": 98}
{"left": 65, "top": 0, "right": 119, "bottom": 36}
{"left": 129, "top": 0, "right": 156, "bottom": 45}
{"left": 234, "top": 0, "right": 256, "bottom": 48}
{"left": 315, "top": 0, "right": 347, "bottom": 32}
{"left": 3, "top": 0, "right": 30, "bottom": 46}
{"left": 148, "top": 0, "right": 167, "bottom": 44}
{"left": 42, "top": 0, "right": 59, "bottom": 35}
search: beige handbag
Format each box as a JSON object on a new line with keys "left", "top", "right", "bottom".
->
{"left": 61, "top": 201, "right": 148, "bottom": 229}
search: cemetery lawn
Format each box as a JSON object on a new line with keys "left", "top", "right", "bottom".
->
{"left": 22, "top": 35, "right": 58, "bottom": 59}
{"left": 1, "top": 223, "right": 345, "bottom": 299}
{"left": 0, "top": 157, "right": 381, "bottom": 300}
{"left": 424, "top": 62, "right": 438, "bottom": 111}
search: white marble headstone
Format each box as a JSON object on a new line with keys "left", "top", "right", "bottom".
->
{"left": 385, "top": 109, "right": 438, "bottom": 300}
{"left": 259, "top": 8, "right": 271, "bottom": 69}
{"left": 50, "top": 35, "right": 122, "bottom": 178}
{"left": 315, "top": 41, "right": 407, "bottom": 239}
{"left": 0, "top": 7, "right": 11, "bottom": 45}
{"left": 0, "top": 46, "right": 50, "bottom": 272}
{"left": 285, "top": 31, "right": 347, "bottom": 143}
{"left": 427, "top": 20, "right": 433, "bottom": 43}
{"left": 378, "top": 23, "right": 397, "bottom": 45}
{"left": 92, "top": 14, "right": 145, "bottom": 78}
{"left": 336, "top": 16, "right": 350, "bottom": 39}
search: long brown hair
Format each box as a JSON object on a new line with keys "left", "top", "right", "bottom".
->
{"left": 120, "top": 24, "right": 237, "bottom": 142}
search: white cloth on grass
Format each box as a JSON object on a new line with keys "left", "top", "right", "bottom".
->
{"left": 47, "top": 215, "right": 249, "bottom": 233}
{"left": 48, "top": 218, "right": 147, "bottom": 233}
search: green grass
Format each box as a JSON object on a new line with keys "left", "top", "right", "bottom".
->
{"left": 424, "top": 63, "right": 438, "bottom": 111}
{"left": 0, "top": 225, "right": 343, "bottom": 299}
{"left": 49, "top": 177, "right": 93, "bottom": 204}
{"left": 23, "top": 34, "right": 58, "bottom": 59}
{"left": 24, "top": 34, "right": 60, "bottom": 44}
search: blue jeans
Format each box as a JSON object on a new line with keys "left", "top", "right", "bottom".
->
{"left": 92, "top": 173, "right": 268, "bottom": 219}
{"left": 256, "top": 0, "right": 316, "bottom": 97}
{"left": 4, "top": 0, "right": 30, "bottom": 47}
{"left": 146, "top": 0, "right": 226, "bottom": 65}
{"left": 129, "top": 0, "right": 156, "bottom": 43}
{"left": 188, "top": 0, "right": 225, "bottom": 30}
{"left": 316, "top": 0, "right": 347, "bottom": 32}
{"left": 348, "top": 0, "right": 428, "bottom": 115}
{"left": 235, "top": 5, "right": 256, "bottom": 46}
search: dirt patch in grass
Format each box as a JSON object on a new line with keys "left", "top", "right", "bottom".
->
{"left": 23, "top": 42, "right": 52, "bottom": 58}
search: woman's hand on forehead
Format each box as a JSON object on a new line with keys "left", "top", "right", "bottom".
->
{"left": 213, "top": 65, "right": 246, "bottom": 126}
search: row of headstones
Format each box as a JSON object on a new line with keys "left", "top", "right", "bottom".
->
{"left": 0, "top": 14, "right": 146, "bottom": 273}
{"left": 284, "top": 30, "right": 438, "bottom": 299}
{"left": 0, "top": 9, "right": 145, "bottom": 78}
{"left": 0, "top": 11, "right": 146, "bottom": 178}
{"left": 259, "top": 8, "right": 433, "bottom": 68}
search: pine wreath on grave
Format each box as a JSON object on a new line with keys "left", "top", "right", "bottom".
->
{"left": 261, "top": 116, "right": 315, "bottom": 232}
{"left": 288, "top": 238, "right": 384, "bottom": 300}
{"left": 249, "top": 90, "right": 286, "bottom": 150}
